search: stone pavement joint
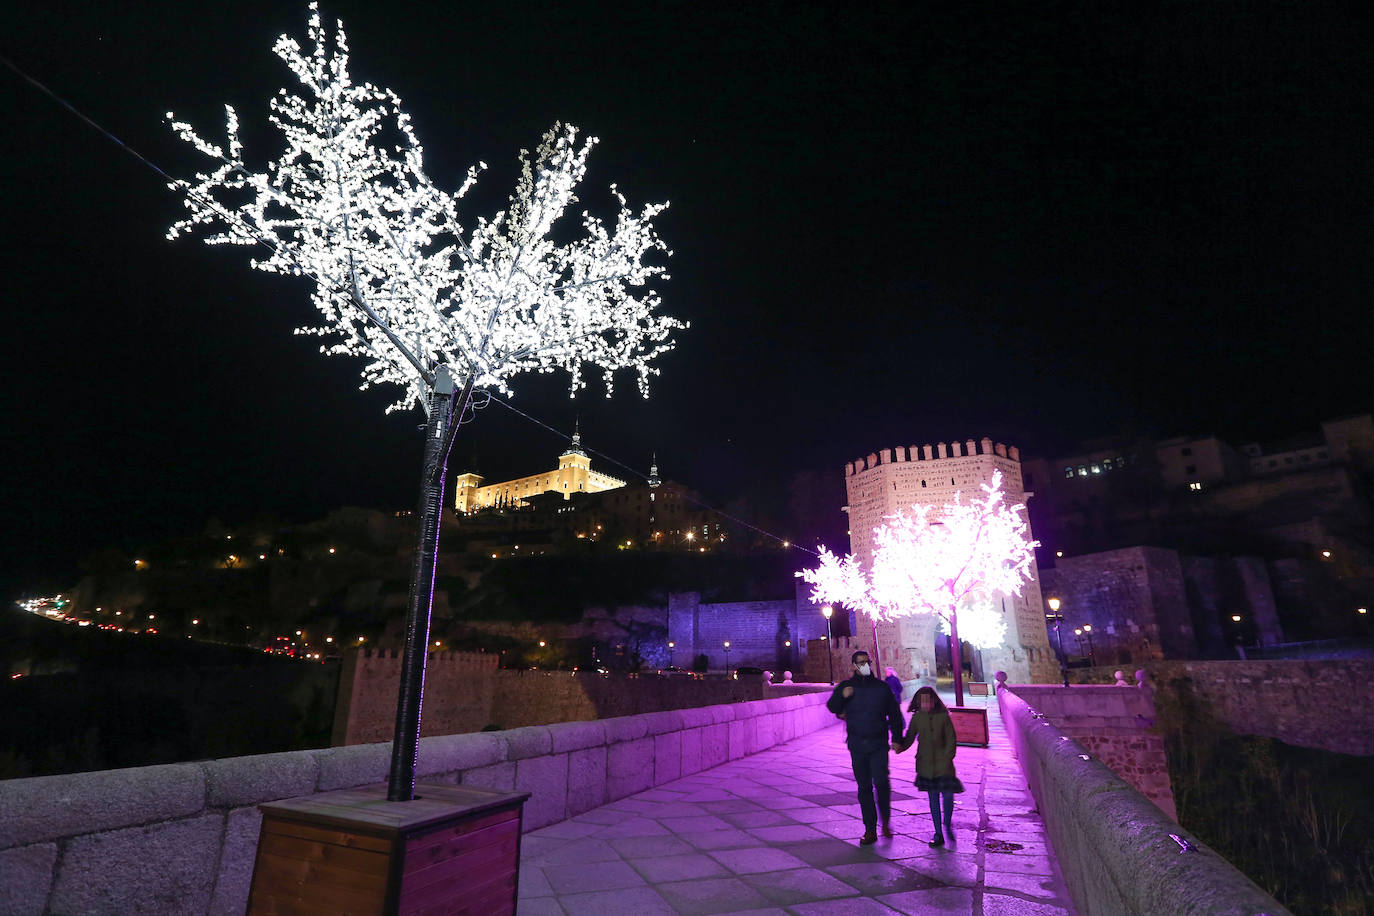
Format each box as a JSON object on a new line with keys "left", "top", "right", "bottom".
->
{"left": 517, "top": 690, "right": 1077, "bottom": 915}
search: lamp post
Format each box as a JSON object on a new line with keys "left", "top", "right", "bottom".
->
{"left": 1047, "top": 597, "right": 1069, "bottom": 687}
{"left": 723, "top": 640, "right": 731, "bottom": 675}
{"left": 1082, "top": 624, "right": 1095, "bottom": 663}
{"left": 1073, "top": 627, "right": 1085, "bottom": 658}
{"left": 822, "top": 605, "right": 835, "bottom": 684}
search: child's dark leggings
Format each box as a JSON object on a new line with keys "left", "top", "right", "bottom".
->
{"left": 927, "top": 789, "right": 954, "bottom": 836}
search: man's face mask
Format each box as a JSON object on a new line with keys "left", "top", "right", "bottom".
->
{"left": 857, "top": 663, "right": 872, "bottom": 676}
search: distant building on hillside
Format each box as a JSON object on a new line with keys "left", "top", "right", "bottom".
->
{"left": 451, "top": 440, "right": 751, "bottom": 556}
{"left": 1021, "top": 414, "right": 1374, "bottom": 657}
{"left": 1019, "top": 414, "right": 1374, "bottom": 559}
{"left": 453, "top": 425, "right": 625, "bottom": 513}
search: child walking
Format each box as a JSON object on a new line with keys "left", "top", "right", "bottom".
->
{"left": 901, "top": 686, "right": 964, "bottom": 847}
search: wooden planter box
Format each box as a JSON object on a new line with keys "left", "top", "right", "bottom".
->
{"left": 248, "top": 783, "right": 530, "bottom": 915}
{"left": 948, "top": 706, "right": 990, "bottom": 747}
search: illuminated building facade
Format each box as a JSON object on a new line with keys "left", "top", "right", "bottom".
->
{"left": 453, "top": 428, "right": 626, "bottom": 514}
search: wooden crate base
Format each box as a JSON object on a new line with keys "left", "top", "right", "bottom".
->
{"left": 248, "top": 784, "right": 530, "bottom": 915}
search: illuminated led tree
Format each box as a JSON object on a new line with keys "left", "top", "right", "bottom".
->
{"left": 800, "top": 471, "right": 1037, "bottom": 706}
{"left": 167, "top": 5, "right": 681, "bottom": 800}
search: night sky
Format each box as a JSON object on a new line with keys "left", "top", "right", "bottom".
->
{"left": 4, "top": 2, "right": 1374, "bottom": 598}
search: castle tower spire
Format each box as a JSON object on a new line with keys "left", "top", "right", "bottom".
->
{"left": 561, "top": 416, "right": 587, "bottom": 458}
{"left": 647, "top": 452, "right": 661, "bottom": 488}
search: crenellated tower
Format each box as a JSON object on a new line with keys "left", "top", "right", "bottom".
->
{"left": 844, "top": 437, "right": 1057, "bottom": 685}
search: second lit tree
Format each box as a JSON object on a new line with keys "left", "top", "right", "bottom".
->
{"left": 800, "top": 471, "right": 1038, "bottom": 705}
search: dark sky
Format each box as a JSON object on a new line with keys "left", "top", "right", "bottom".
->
{"left": 4, "top": 1, "right": 1373, "bottom": 597}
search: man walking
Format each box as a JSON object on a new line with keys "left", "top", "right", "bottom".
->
{"left": 826, "top": 649, "right": 905, "bottom": 845}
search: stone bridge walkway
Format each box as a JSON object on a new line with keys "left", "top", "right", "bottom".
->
{"left": 515, "top": 690, "right": 1076, "bottom": 915}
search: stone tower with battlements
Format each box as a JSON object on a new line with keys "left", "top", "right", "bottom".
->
{"left": 844, "top": 437, "right": 1058, "bottom": 686}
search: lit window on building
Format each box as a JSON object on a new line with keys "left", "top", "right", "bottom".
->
{"left": 1077, "top": 466, "right": 1088, "bottom": 476}
{"left": 1189, "top": 482, "right": 1203, "bottom": 491}
{"left": 1064, "top": 466, "right": 1074, "bottom": 478}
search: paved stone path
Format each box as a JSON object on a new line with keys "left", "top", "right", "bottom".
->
{"left": 516, "top": 689, "right": 1077, "bottom": 915}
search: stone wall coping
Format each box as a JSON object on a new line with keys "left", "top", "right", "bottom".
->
{"left": 639, "top": 709, "right": 688, "bottom": 735}
{"left": 204, "top": 751, "right": 319, "bottom": 810}
{"left": 547, "top": 720, "right": 607, "bottom": 753}
{"left": 415, "top": 731, "right": 507, "bottom": 775}
{"left": 312, "top": 741, "right": 390, "bottom": 792}
{"left": 998, "top": 686, "right": 1291, "bottom": 916}
{"left": 0, "top": 763, "right": 206, "bottom": 850}
{"left": 601, "top": 713, "right": 651, "bottom": 743}
{"left": 501, "top": 725, "right": 553, "bottom": 760}
{"left": 677, "top": 706, "right": 717, "bottom": 729}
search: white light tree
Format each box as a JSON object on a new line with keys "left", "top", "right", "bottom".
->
{"left": 166, "top": 4, "right": 683, "bottom": 800}
{"left": 799, "top": 471, "right": 1037, "bottom": 706}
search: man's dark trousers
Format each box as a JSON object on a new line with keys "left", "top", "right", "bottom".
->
{"left": 850, "top": 744, "right": 891, "bottom": 830}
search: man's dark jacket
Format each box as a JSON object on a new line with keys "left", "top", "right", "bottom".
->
{"left": 826, "top": 674, "right": 905, "bottom": 753}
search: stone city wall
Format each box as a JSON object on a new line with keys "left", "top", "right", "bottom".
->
{"left": 0, "top": 690, "right": 833, "bottom": 916}
{"left": 334, "top": 648, "right": 788, "bottom": 746}
{"left": 1040, "top": 546, "right": 1197, "bottom": 663}
{"left": 997, "top": 686, "right": 1290, "bottom": 916}
{"left": 1075, "top": 659, "right": 1374, "bottom": 756}
{"left": 1004, "top": 684, "right": 1175, "bottom": 820}
{"left": 331, "top": 648, "right": 498, "bottom": 746}
{"left": 666, "top": 591, "right": 808, "bottom": 672}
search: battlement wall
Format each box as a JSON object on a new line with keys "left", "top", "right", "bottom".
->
{"left": 846, "top": 438, "right": 1021, "bottom": 476}
{"left": 331, "top": 649, "right": 499, "bottom": 746}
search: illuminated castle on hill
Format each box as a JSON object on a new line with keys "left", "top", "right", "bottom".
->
{"left": 453, "top": 424, "right": 625, "bottom": 514}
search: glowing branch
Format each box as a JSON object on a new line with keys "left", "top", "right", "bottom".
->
{"left": 167, "top": 3, "right": 683, "bottom": 414}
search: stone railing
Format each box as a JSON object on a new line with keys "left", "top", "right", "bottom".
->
{"left": 997, "top": 685, "right": 1290, "bottom": 916}
{"left": 0, "top": 689, "right": 831, "bottom": 916}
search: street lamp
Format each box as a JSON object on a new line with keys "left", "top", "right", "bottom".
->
{"left": 1073, "top": 627, "right": 1084, "bottom": 657}
{"left": 1047, "top": 597, "right": 1069, "bottom": 687}
{"left": 822, "top": 605, "right": 835, "bottom": 684}
{"left": 1082, "top": 624, "right": 1095, "bottom": 662}
{"left": 723, "top": 640, "right": 731, "bottom": 674}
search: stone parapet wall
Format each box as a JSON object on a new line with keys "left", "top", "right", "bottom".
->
{"left": 1006, "top": 684, "right": 1175, "bottom": 820}
{"left": 0, "top": 690, "right": 832, "bottom": 916}
{"left": 1074, "top": 659, "right": 1374, "bottom": 756}
{"left": 997, "top": 686, "right": 1291, "bottom": 916}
